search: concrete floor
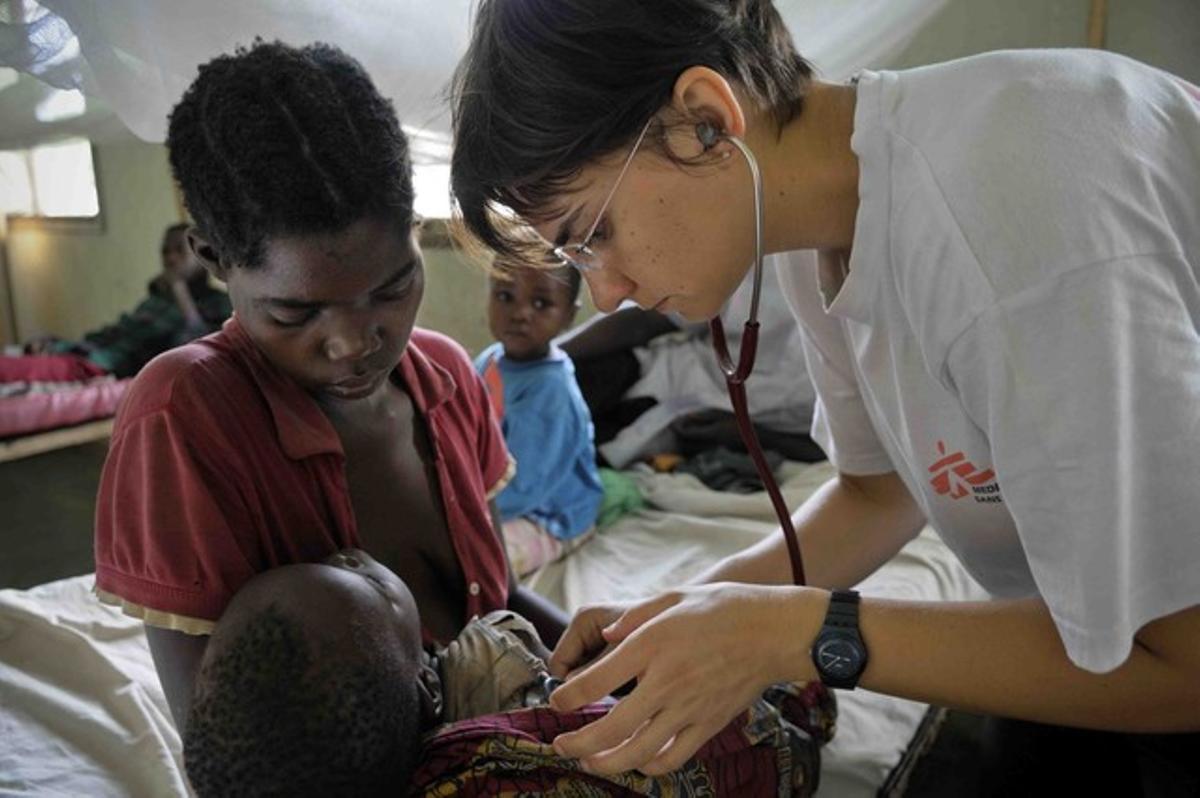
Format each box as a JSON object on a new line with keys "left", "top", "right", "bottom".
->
{"left": 0, "top": 439, "right": 106, "bottom": 589}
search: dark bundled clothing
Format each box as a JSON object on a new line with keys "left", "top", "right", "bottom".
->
{"left": 50, "top": 276, "right": 231, "bottom": 378}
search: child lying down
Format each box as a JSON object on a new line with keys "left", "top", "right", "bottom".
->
{"left": 181, "top": 549, "right": 835, "bottom": 796}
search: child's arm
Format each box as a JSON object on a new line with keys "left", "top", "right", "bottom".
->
{"left": 492, "top": 499, "right": 568, "bottom": 647}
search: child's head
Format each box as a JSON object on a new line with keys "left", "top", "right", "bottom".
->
{"left": 487, "top": 258, "right": 581, "bottom": 362}
{"left": 167, "top": 40, "right": 421, "bottom": 403}
{"left": 183, "top": 550, "right": 442, "bottom": 798}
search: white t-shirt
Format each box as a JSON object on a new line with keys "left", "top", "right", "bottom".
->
{"left": 779, "top": 49, "right": 1200, "bottom": 673}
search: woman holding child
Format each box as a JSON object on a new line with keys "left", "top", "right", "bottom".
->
{"left": 93, "top": 40, "right": 566, "bottom": 736}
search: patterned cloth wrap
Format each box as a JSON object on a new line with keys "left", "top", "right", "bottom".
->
{"left": 412, "top": 681, "right": 836, "bottom": 797}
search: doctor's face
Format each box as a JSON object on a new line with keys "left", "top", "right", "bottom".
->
{"left": 534, "top": 128, "right": 756, "bottom": 321}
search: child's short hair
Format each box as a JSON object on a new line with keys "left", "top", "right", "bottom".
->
{"left": 168, "top": 40, "right": 413, "bottom": 268}
{"left": 450, "top": 0, "right": 812, "bottom": 261}
{"left": 183, "top": 605, "right": 422, "bottom": 798}
{"left": 491, "top": 227, "right": 583, "bottom": 305}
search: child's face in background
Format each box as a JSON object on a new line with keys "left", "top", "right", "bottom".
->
{"left": 222, "top": 216, "right": 424, "bottom": 404}
{"left": 487, "top": 266, "right": 577, "bottom": 362}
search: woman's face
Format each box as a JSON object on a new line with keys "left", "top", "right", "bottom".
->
{"left": 533, "top": 129, "right": 756, "bottom": 321}
{"left": 222, "top": 216, "right": 424, "bottom": 404}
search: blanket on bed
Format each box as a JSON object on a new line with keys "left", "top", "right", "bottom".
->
{"left": 413, "top": 682, "right": 836, "bottom": 797}
{"left": 0, "top": 377, "right": 128, "bottom": 439}
{"left": 0, "top": 575, "right": 187, "bottom": 797}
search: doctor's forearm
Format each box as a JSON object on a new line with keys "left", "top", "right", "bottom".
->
{"left": 775, "top": 592, "right": 1200, "bottom": 733}
{"left": 693, "top": 472, "right": 924, "bottom": 589}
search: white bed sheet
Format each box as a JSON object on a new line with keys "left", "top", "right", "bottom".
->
{"left": 0, "top": 461, "right": 986, "bottom": 797}
{"left": 0, "top": 575, "right": 188, "bottom": 797}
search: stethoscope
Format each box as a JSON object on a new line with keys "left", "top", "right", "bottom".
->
{"left": 696, "top": 121, "right": 807, "bottom": 587}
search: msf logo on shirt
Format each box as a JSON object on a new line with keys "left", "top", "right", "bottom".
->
{"left": 928, "top": 441, "right": 1002, "bottom": 504}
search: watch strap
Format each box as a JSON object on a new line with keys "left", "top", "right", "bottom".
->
{"left": 824, "top": 589, "right": 861, "bottom": 627}
{"left": 812, "top": 589, "right": 867, "bottom": 690}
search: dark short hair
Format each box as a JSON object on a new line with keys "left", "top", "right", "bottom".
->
{"left": 168, "top": 40, "right": 413, "bottom": 268}
{"left": 492, "top": 233, "right": 583, "bottom": 305}
{"left": 450, "top": 0, "right": 812, "bottom": 261}
{"left": 183, "top": 607, "right": 422, "bottom": 798}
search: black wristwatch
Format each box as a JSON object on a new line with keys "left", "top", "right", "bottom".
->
{"left": 811, "top": 589, "right": 868, "bottom": 690}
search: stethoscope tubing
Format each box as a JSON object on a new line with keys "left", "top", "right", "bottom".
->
{"left": 709, "top": 133, "right": 807, "bottom": 586}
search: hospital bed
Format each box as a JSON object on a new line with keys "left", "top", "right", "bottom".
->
{"left": 0, "top": 378, "right": 128, "bottom": 464}
{"left": 0, "top": 460, "right": 986, "bottom": 796}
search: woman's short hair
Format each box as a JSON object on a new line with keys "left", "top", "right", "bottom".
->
{"left": 449, "top": 0, "right": 812, "bottom": 261}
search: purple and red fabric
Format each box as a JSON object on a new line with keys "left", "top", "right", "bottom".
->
{"left": 412, "top": 682, "right": 836, "bottom": 797}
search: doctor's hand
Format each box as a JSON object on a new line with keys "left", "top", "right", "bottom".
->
{"left": 549, "top": 601, "right": 634, "bottom": 679}
{"left": 548, "top": 583, "right": 824, "bottom": 776}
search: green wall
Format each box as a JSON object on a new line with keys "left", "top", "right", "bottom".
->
{"left": 883, "top": 0, "right": 1199, "bottom": 82}
{"left": 3, "top": 141, "right": 181, "bottom": 343}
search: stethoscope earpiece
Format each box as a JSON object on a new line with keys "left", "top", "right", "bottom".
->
{"left": 695, "top": 122, "right": 722, "bottom": 150}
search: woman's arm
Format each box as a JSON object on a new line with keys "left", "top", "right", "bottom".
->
{"left": 694, "top": 469, "right": 926, "bottom": 589}
{"left": 852, "top": 595, "right": 1200, "bottom": 732}
{"left": 548, "top": 586, "right": 1200, "bottom": 776}
{"left": 551, "top": 470, "right": 925, "bottom": 674}
{"left": 145, "top": 626, "right": 209, "bottom": 730}
{"left": 166, "top": 277, "right": 206, "bottom": 331}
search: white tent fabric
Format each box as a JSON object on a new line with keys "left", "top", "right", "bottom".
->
{"left": 2, "top": 0, "right": 949, "bottom": 161}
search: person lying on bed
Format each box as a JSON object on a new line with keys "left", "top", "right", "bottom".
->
{"left": 182, "top": 549, "right": 832, "bottom": 797}
{"left": 4, "top": 223, "right": 231, "bottom": 384}
{"left": 92, "top": 38, "right": 566, "bottom": 733}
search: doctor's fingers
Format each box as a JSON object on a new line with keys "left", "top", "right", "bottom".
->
{"left": 579, "top": 708, "right": 696, "bottom": 776}
{"left": 550, "top": 604, "right": 626, "bottom": 677}
{"left": 613, "top": 676, "right": 765, "bottom": 776}
{"left": 559, "top": 672, "right": 742, "bottom": 774}
{"left": 640, "top": 722, "right": 726, "bottom": 776}
{"left": 601, "top": 592, "right": 686, "bottom": 642}
{"left": 550, "top": 633, "right": 647, "bottom": 713}
{"left": 553, "top": 684, "right": 666, "bottom": 763}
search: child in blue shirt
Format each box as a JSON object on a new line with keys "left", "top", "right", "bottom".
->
{"left": 475, "top": 260, "right": 603, "bottom": 576}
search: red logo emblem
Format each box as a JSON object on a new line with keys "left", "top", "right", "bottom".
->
{"left": 928, "top": 440, "right": 996, "bottom": 500}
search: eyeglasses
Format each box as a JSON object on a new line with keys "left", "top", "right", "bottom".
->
{"left": 552, "top": 117, "right": 654, "bottom": 273}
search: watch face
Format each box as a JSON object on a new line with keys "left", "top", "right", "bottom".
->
{"left": 815, "top": 638, "right": 863, "bottom": 679}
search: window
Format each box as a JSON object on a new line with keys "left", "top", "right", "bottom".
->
{"left": 0, "top": 138, "right": 100, "bottom": 219}
{"left": 413, "top": 163, "right": 451, "bottom": 220}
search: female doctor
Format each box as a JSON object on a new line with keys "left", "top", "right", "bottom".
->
{"left": 449, "top": 0, "right": 1200, "bottom": 791}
